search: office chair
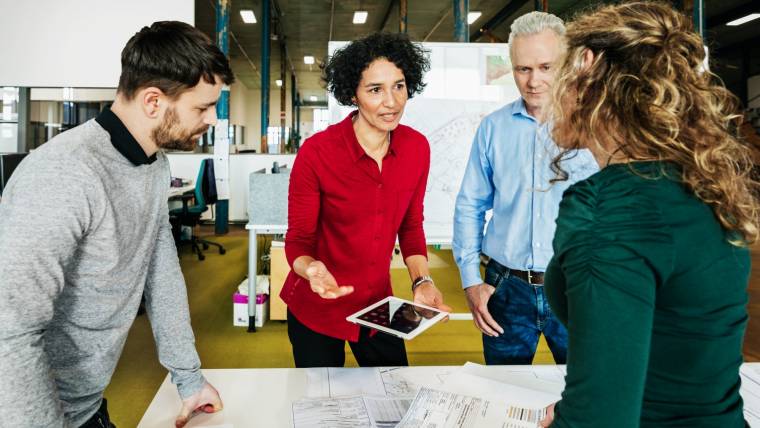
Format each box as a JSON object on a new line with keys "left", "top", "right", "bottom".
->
{"left": 170, "top": 158, "right": 226, "bottom": 261}
{"left": 0, "top": 153, "right": 28, "bottom": 196}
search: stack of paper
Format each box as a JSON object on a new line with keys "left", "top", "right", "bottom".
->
{"left": 293, "top": 363, "right": 561, "bottom": 428}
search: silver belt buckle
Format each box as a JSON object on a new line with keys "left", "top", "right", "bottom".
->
{"left": 527, "top": 270, "right": 534, "bottom": 285}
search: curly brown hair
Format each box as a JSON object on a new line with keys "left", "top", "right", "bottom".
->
{"left": 550, "top": 1, "right": 760, "bottom": 245}
{"left": 321, "top": 32, "right": 429, "bottom": 106}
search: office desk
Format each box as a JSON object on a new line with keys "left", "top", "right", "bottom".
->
{"left": 168, "top": 185, "right": 195, "bottom": 199}
{"left": 138, "top": 363, "right": 760, "bottom": 427}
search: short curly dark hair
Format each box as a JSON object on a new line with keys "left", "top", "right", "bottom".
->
{"left": 322, "top": 32, "right": 430, "bottom": 106}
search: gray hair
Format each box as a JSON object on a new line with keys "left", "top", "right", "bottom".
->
{"left": 508, "top": 11, "right": 565, "bottom": 47}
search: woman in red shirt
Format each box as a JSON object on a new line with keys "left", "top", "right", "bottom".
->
{"left": 282, "top": 32, "right": 451, "bottom": 368}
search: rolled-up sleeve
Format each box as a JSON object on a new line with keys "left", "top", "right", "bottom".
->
{"left": 453, "top": 121, "right": 494, "bottom": 288}
{"left": 285, "top": 143, "right": 321, "bottom": 267}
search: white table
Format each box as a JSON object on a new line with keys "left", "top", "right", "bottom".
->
{"left": 138, "top": 363, "right": 760, "bottom": 427}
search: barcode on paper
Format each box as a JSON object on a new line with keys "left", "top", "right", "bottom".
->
{"left": 505, "top": 405, "right": 547, "bottom": 427}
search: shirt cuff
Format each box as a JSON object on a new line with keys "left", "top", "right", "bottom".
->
{"left": 174, "top": 370, "right": 206, "bottom": 399}
{"left": 459, "top": 263, "right": 483, "bottom": 289}
{"left": 285, "top": 243, "right": 314, "bottom": 267}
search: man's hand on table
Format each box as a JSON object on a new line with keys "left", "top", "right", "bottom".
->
{"left": 175, "top": 382, "right": 223, "bottom": 428}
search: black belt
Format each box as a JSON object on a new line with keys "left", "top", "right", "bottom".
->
{"left": 487, "top": 259, "right": 544, "bottom": 285}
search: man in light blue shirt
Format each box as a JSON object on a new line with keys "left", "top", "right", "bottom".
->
{"left": 453, "top": 12, "right": 598, "bottom": 365}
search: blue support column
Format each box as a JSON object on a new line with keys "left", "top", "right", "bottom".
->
{"left": 215, "top": 0, "right": 230, "bottom": 235}
{"left": 261, "top": 0, "right": 271, "bottom": 153}
{"left": 453, "top": 0, "right": 469, "bottom": 42}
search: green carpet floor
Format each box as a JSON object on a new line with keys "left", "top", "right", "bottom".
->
{"left": 104, "top": 228, "right": 554, "bottom": 426}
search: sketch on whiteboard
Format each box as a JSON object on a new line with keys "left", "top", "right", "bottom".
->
{"left": 400, "top": 98, "right": 503, "bottom": 242}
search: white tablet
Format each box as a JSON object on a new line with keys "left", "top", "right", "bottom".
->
{"left": 346, "top": 296, "right": 449, "bottom": 340}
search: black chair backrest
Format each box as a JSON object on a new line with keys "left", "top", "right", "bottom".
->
{"left": 200, "top": 158, "right": 218, "bottom": 205}
{"left": 0, "top": 153, "right": 28, "bottom": 195}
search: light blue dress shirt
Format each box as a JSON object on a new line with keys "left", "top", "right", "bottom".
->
{"left": 453, "top": 98, "right": 599, "bottom": 288}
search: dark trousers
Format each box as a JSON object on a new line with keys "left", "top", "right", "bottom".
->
{"left": 483, "top": 259, "right": 568, "bottom": 365}
{"left": 79, "top": 398, "right": 116, "bottom": 428}
{"left": 287, "top": 310, "right": 408, "bottom": 368}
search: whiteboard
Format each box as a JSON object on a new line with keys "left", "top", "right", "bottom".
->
{"left": 0, "top": 0, "right": 194, "bottom": 88}
{"left": 328, "top": 42, "right": 520, "bottom": 244}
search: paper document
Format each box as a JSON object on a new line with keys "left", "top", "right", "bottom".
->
{"left": 328, "top": 367, "right": 386, "bottom": 397}
{"left": 379, "top": 366, "right": 453, "bottom": 397}
{"left": 365, "top": 396, "right": 414, "bottom": 428}
{"left": 461, "top": 362, "right": 565, "bottom": 396}
{"left": 213, "top": 119, "right": 230, "bottom": 199}
{"left": 396, "top": 387, "right": 546, "bottom": 428}
{"left": 292, "top": 396, "right": 411, "bottom": 428}
{"left": 305, "top": 368, "right": 330, "bottom": 398}
{"left": 740, "top": 366, "right": 760, "bottom": 425}
{"left": 292, "top": 396, "right": 370, "bottom": 428}
{"left": 440, "top": 371, "right": 560, "bottom": 409}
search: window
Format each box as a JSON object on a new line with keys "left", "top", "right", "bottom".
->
{"left": 313, "top": 108, "right": 329, "bottom": 132}
{"left": 0, "top": 87, "right": 19, "bottom": 152}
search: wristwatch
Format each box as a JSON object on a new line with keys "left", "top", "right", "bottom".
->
{"left": 411, "top": 275, "right": 434, "bottom": 292}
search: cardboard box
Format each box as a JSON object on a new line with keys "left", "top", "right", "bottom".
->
{"left": 269, "top": 241, "right": 289, "bottom": 320}
{"left": 233, "top": 292, "right": 268, "bottom": 328}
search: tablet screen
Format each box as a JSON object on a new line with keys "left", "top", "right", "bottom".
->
{"left": 356, "top": 300, "right": 441, "bottom": 334}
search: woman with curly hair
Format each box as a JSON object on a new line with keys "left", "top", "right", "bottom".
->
{"left": 539, "top": 2, "right": 759, "bottom": 427}
{"left": 281, "top": 32, "right": 451, "bottom": 368}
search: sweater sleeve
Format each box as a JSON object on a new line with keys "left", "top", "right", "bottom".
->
{"left": 143, "top": 167, "right": 205, "bottom": 399}
{"left": 0, "top": 156, "right": 92, "bottom": 427}
{"left": 545, "top": 179, "right": 675, "bottom": 428}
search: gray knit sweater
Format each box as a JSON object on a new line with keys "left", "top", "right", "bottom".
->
{"left": 0, "top": 118, "right": 205, "bottom": 427}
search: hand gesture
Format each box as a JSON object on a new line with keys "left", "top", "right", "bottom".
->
{"left": 306, "top": 261, "right": 354, "bottom": 299}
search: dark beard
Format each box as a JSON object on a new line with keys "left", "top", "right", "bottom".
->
{"left": 152, "top": 107, "right": 207, "bottom": 151}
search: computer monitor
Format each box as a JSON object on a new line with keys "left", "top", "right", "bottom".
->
{"left": 0, "top": 153, "right": 28, "bottom": 195}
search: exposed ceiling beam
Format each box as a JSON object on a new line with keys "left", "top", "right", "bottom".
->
{"left": 711, "top": 33, "right": 760, "bottom": 53}
{"left": 379, "top": 0, "right": 397, "bottom": 32}
{"left": 707, "top": 1, "right": 760, "bottom": 28}
{"left": 470, "top": 0, "right": 530, "bottom": 42}
{"left": 423, "top": 6, "right": 451, "bottom": 42}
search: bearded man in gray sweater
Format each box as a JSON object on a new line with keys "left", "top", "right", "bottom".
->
{"left": 0, "top": 21, "right": 234, "bottom": 428}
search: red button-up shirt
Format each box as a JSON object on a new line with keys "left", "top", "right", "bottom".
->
{"left": 282, "top": 111, "right": 429, "bottom": 342}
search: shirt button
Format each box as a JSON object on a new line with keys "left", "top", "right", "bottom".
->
{"left": 377, "top": 184, "right": 382, "bottom": 189}
{"left": 535, "top": 242, "right": 541, "bottom": 248}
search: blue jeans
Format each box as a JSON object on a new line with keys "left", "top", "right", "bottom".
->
{"left": 482, "top": 260, "right": 568, "bottom": 365}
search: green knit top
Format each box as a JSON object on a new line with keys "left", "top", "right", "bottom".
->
{"left": 545, "top": 161, "right": 749, "bottom": 427}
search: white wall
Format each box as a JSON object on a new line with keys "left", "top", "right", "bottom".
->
{"left": 30, "top": 88, "right": 116, "bottom": 102}
{"left": 0, "top": 0, "right": 193, "bottom": 87}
